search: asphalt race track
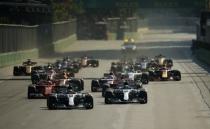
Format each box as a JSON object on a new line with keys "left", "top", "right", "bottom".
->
{"left": 0, "top": 27, "right": 210, "bottom": 129}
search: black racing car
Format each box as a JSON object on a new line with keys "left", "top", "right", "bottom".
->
{"left": 110, "top": 62, "right": 123, "bottom": 74}
{"left": 149, "top": 68, "right": 181, "bottom": 81}
{"left": 31, "top": 67, "right": 48, "bottom": 84}
{"left": 81, "top": 56, "right": 99, "bottom": 67}
{"left": 55, "top": 59, "right": 80, "bottom": 73}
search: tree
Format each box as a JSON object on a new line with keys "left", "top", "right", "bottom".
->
{"left": 52, "top": 0, "right": 84, "bottom": 22}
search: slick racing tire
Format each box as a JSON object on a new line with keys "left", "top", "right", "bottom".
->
{"left": 27, "top": 86, "right": 35, "bottom": 99}
{"left": 91, "top": 80, "right": 99, "bottom": 92}
{"left": 105, "top": 90, "right": 113, "bottom": 104}
{"left": 13, "top": 66, "right": 20, "bottom": 76}
{"left": 91, "top": 85, "right": 97, "bottom": 92}
{"left": 84, "top": 96, "right": 94, "bottom": 109}
{"left": 47, "top": 97, "right": 57, "bottom": 110}
{"left": 93, "top": 61, "right": 99, "bottom": 67}
{"left": 102, "top": 84, "right": 109, "bottom": 97}
{"left": 141, "top": 74, "right": 149, "bottom": 84}
{"left": 69, "top": 79, "right": 83, "bottom": 91}
{"left": 31, "top": 74, "right": 40, "bottom": 84}
{"left": 80, "top": 79, "right": 84, "bottom": 90}
{"left": 139, "top": 91, "right": 147, "bottom": 104}
{"left": 172, "top": 70, "right": 181, "bottom": 81}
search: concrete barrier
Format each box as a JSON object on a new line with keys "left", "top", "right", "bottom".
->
{"left": 0, "top": 34, "right": 77, "bottom": 67}
{"left": 53, "top": 34, "right": 76, "bottom": 52}
{"left": 195, "top": 48, "right": 210, "bottom": 65}
{"left": 107, "top": 33, "right": 117, "bottom": 40}
{"left": 0, "top": 49, "right": 39, "bottom": 67}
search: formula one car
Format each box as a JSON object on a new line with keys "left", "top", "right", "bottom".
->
{"left": 134, "top": 56, "right": 150, "bottom": 71}
{"left": 113, "top": 60, "right": 149, "bottom": 84}
{"left": 120, "top": 71, "right": 149, "bottom": 84}
{"left": 28, "top": 80, "right": 56, "bottom": 99}
{"left": 31, "top": 67, "right": 48, "bottom": 84}
{"left": 31, "top": 68, "right": 57, "bottom": 84}
{"left": 110, "top": 62, "right": 123, "bottom": 74}
{"left": 28, "top": 78, "right": 84, "bottom": 99}
{"left": 53, "top": 70, "right": 75, "bottom": 79}
{"left": 81, "top": 56, "right": 99, "bottom": 67}
{"left": 154, "top": 54, "right": 173, "bottom": 68}
{"left": 110, "top": 61, "right": 133, "bottom": 75}
{"left": 68, "top": 78, "right": 84, "bottom": 91}
{"left": 101, "top": 71, "right": 149, "bottom": 97}
{"left": 121, "top": 38, "right": 137, "bottom": 52}
{"left": 47, "top": 86, "right": 94, "bottom": 110}
{"left": 13, "top": 59, "right": 39, "bottom": 76}
{"left": 91, "top": 73, "right": 117, "bottom": 92}
{"left": 149, "top": 67, "right": 181, "bottom": 81}
{"left": 55, "top": 59, "right": 80, "bottom": 73}
{"left": 104, "top": 81, "right": 147, "bottom": 104}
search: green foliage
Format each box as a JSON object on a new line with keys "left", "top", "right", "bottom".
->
{"left": 52, "top": 0, "right": 84, "bottom": 22}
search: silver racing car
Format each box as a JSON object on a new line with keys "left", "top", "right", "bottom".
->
{"left": 47, "top": 85, "right": 94, "bottom": 110}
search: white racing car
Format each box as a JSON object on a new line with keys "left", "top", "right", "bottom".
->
{"left": 104, "top": 81, "right": 147, "bottom": 104}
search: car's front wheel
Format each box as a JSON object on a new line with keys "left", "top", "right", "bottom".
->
{"left": 47, "top": 97, "right": 57, "bottom": 110}
{"left": 27, "top": 86, "right": 35, "bottom": 99}
{"left": 84, "top": 96, "right": 94, "bottom": 109}
{"left": 139, "top": 91, "right": 147, "bottom": 104}
{"left": 105, "top": 91, "right": 113, "bottom": 104}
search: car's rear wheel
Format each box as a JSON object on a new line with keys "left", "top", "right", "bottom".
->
{"left": 171, "top": 70, "right": 181, "bottom": 81}
{"left": 141, "top": 74, "right": 149, "bottom": 84}
{"left": 91, "top": 85, "right": 97, "bottom": 92}
{"left": 80, "top": 79, "right": 84, "bottom": 90}
{"left": 174, "top": 72, "right": 181, "bottom": 81}
{"left": 94, "top": 61, "right": 99, "bottom": 67}
{"left": 102, "top": 84, "right": 109, "bottom": 97}
{"left": 13, "top": 66, "right": 19, "bottom": 76}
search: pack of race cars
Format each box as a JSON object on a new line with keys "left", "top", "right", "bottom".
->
{"left": 14, "top": 54, "right": 181, "bottom": 110}
{"left": 14, "top": 56, "right": 97, "bottom": 110}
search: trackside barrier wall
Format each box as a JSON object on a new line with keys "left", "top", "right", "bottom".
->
{"left": 194, "top": 48, "right": 210, "bottom": 65}
{"left": 192, "top": 24, "right": 210, "bottom": 65}
{"left": 0, "top": 24, "right": 38, "bottom": 53}
{"left": 107, "top": 17, "right": 138, "bottom": 40}
{"left": 0, "top": 49, "right": 39, "bottom": 67}
{"left": 0, "top": 19, "right": 76, "bottom": 67}
{"left": 53, "top": 34, "right": 76, "bottom": 52}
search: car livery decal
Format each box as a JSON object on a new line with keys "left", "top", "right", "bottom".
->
{"left": 68, "top": 94, "right": 76, "bottom": 106}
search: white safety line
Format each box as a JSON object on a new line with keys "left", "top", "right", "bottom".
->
{"left": 137, "top": 45, "right": 191, "bottom": 49}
